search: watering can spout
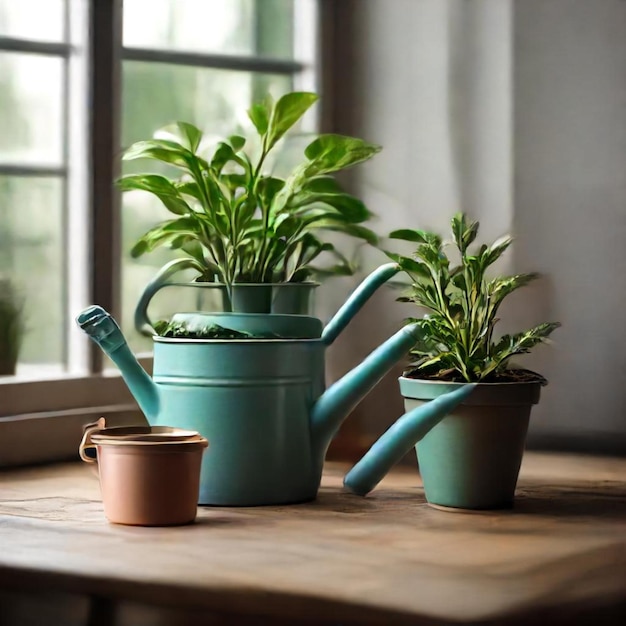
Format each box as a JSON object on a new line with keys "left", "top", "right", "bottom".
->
{"left": 343, "top": 384, "right": 476, "bottom": 496}
{"left": 321, "top": 263, "right": 400, "bottom": 346}
{"left": 311, "top": 323, "right": 422, "bottom": 456}
{"left": 76, "top": 306, "right": 159, "bottom": 422}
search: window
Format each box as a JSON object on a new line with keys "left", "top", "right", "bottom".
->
{"left": 0, "top": 0, "right": 319, "bottom": 466}
{"left": 120, "top": 0, "right": 318, "bottom": 353}
{"left": 0, "top": 0, "right": 77, "bottom": 377}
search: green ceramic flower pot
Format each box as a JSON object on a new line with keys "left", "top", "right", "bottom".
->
{"left": 133, "top": 259, "right": 319, "bottom": 336}
{"left": 227, "top": 283, "right": 318, "bottom": 315}
{"left": 399, "top": 377, "right": 542, "bottom": 510}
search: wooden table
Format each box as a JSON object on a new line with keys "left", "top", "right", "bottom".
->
{"left": 0, "top": 452, "right": 625, "bottom": 625}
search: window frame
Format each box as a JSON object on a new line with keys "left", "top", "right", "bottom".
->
{"left": 0, "top": 0, "right": 320, "bottom": 468}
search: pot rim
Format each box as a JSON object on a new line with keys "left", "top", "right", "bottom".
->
{"left": 90, "top": 426, "right": 207, "bottom": 447}
{"left": 156, "top": 281, "right": 320, "bottom": 289}
{"left": 399, "top": 376, "right": 543, "bottom": 387}
{"left": 153, "top": 336, "right": 323, "bottom": 344}
{"left": 93, "top": 438, "right": 208, "bottom": 450}
{"left": 398, "top": 376, "right": 542, "bottom": 406}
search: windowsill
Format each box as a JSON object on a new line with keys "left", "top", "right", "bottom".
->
{"left": 0, "top": 356, "right": 152, "bottom": 468}
{"left": 0, "top": 353, "right": 153, "bottom": 385}
{"left": 0, "top": 452, "right": 625, "bottom": 625}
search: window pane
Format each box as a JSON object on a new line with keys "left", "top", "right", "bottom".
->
{"left": 0, "top": 177, "right": 64, "bottom": 372}
{"left": 0, "top": 0, "right": 65, "bottom": 42}
{"left": 0, "top": 53, "right": 64, "bottom": 166}
{"left": 122, "top": 62, "right": 292, "bottom": 146}
{"left": 121, "top": 62, "right": 292, "bottom": 352}
{"left": 123, "top": 0, "right": 294, "bottom": 59}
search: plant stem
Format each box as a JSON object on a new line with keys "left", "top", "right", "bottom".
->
{"left": 252, "top": 143, "right": 273, "bottom": 282}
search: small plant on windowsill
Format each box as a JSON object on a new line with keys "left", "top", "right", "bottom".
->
{"left": 384, "top": 213, "right": 561, "bottom": 510}
{"left": 0, "top": 278, "right": 25, "bottom": 376}
{"left": 119, "top": 91, "right": 382, "bottom": 331}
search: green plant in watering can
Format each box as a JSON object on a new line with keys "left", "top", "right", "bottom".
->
{"left": 120, "top": 91, "right": 381, "bottom": 324}
{"left": 345, "top": 213, "right": 561, "bottom": 509}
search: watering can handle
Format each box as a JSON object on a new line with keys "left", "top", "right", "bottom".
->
{"left": 322, "top": 263, "right": 400, "bottom": 346}
{"left": 134, "top": 258, "right": 201, "bottom": 336}
{"left": 78, "top": 418, "right": 107, "bottom": 463}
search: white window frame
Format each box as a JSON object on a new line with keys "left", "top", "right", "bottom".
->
{"left": 0, "top": 0, "right": 320, "bottom": 468}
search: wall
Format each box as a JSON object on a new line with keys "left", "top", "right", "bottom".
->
{"left": 513, "top": 0, "right": 626, "bottom": 450}
{"left": 323, "top": 0, "right": 626, "bottom": 453}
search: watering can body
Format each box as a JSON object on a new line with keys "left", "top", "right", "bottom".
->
{"left": 151, "top": 337, "right": 326, "bottom": 505}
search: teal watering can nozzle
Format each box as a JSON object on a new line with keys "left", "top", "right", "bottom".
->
{"left": 76, "top": 305, "right": 126, "bottom": 353}
{"left": 76, "top": 305, "right": 159, "bottom": 422}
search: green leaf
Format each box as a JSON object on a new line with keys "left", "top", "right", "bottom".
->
{"left": 303, "top": 176, "right": 343, "bottom": 194}
{"left": 130, "top": 217, "right": 200, "bottom": 258}
{"left": 483, "top": 235, "right": 513, "bottom": 267}
{"left": 248, "top": 102, "right": 270, "bottom": 136}
{"left": 257, "top": 177, "right": 286, "bottom": 210}
{"left": 488, "top": 273, "right": 539, "bottom": 307}
{"left": 118, "top": 174, "right": 191, "bottom": 216}
{"left": 122, "top": 139, "right": 192, "bottom": 169}
{"left": 229, "top": 135, "right": 246, "bottom": 151}
{"left": 220, "top": 173, "right": 248, "bottom": 192}
{"left": 304, "top": 134, "right": 381, "bottom": 175}
{"left": 383, "top": 251, "right": 429, "bottom": 277}
{"left": 451, "top": 212, "right": 479, "bottom": 254}
{"left": 292, "top": 192, "right": 371, "bottom": 223}
{"left": 415, "top": 244, "right": 447, "bottom": 270}
{"left": 266, "top": 92, "right": 318, "bottom": 150}
{"left": 211, "top": 142, "right": 241, "bottom": 173}
{"left": 201, "top": 171, "right": 229, "bottom": 220}
{"left": 130, "top": 239, "right": 150, "bottom": 257}
{"left": 181, "top": 240, "right": 206, "bottom": 266}
{"left": 389, "top": 229, "right": 432, "bottom": 244}
{"left": 168, "top": 234, "right": 193, "bottom": 250}
{"left": 483, "top": 322, "right": 561, "bottom": 378}
{"left": 451, "top": 271, "right": 467, "bottom": 292}
{"left": 274, "top": 214, "right": 300, "bottom": 238}
{"left": 176, "top": 181, "right": 204, "bottom": 203}
{"left": 155, "top": 121, "right": 203, "bottom": 153}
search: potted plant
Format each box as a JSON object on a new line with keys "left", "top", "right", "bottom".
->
{"left": 119, "top": 91, "right": 381, "bottom": 333}
{"left": 386, "top": 213, "right": 560, "bottom": 510}
{"left": 0, "top": 278, "right": 25, "bottom": 376}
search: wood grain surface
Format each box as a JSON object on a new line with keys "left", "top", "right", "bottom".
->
{"left": 0, "top": 452, "right": 625, "bottom": 625}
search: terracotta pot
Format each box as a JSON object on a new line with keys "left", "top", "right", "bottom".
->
{"left": 79, "top": 419, "right": 208, "bottom": 526}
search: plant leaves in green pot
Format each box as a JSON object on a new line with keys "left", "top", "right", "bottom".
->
{"left": 386, "top": 213, "right": 561, "bottom": 383}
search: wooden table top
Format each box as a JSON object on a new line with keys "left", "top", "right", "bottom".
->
{"left": 0, "top": 452, "right": 625, "bottom": 625}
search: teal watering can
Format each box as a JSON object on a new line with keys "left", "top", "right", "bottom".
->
{"left": 77, "top": 264, "right": 473, "bottom": 506}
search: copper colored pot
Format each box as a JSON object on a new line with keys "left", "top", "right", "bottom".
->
{"left": 79, "top": 418, "right": 208, "bottom": 526}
